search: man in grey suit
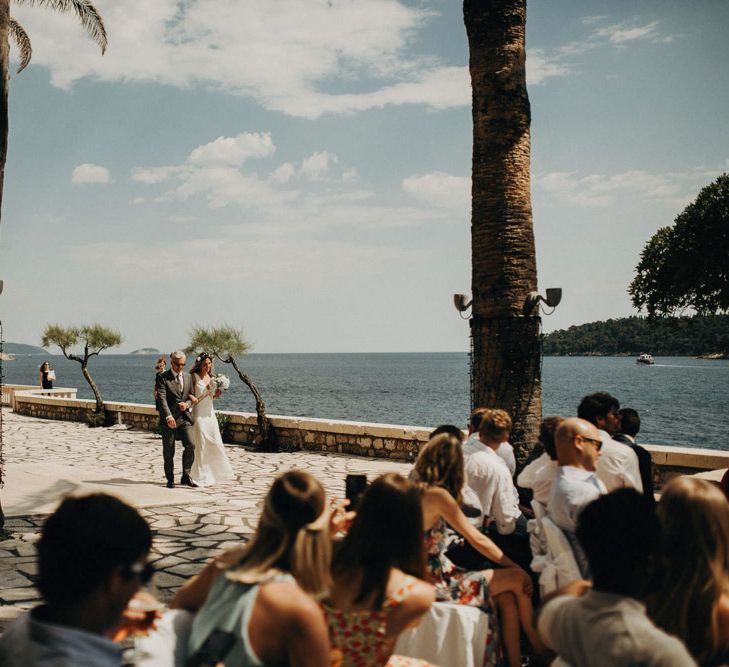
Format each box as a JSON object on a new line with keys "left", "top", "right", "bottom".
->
{"left": 156, "top": 351, "right": 198, "bottom": 488}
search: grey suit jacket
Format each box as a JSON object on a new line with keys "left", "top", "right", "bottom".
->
{"left": 156, "top": 369, "right": 195, "bottom": 426}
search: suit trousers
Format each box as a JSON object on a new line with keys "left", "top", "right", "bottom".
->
{"left": 160, "top": 420, "right": 195, "bottom": 482}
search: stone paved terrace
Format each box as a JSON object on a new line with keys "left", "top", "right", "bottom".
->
{"left": 0, "top": 411, "right": 410, "bottom": 632}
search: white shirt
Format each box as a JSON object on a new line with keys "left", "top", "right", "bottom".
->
{"left": 596, "top": 429, "right": 643, "bottom": 493}
{"left": 496, "top": 441, "right": 516, "bottom": 476}
{"left": 538, "top": 590, "right": 696, "bottom": 667}
{"left": 547, "top": 465, "right": 607, "bottom": 534}
{"left": 463, "top": 437, "right": 521, "bottom": 535}
{"left": 517, "top": 453, "right": 558, "bottom": 505}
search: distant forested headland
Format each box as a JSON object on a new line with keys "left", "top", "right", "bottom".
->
{"left": 543, "top": 316, "right": 729, "bottom": 357}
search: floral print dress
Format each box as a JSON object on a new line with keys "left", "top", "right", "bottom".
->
{"left": 324, "top": 576, "right": 432, "bottom": 667}
{"left": 424, "top": 518, "right": 501, "bottom": 667}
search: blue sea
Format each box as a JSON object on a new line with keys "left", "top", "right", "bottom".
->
{"left": 2, "top": 353, "right": 727, "bottom": 451}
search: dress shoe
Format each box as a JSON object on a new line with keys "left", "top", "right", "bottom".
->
{"left": 166, "top": 481, "right": 175, "bottom": 489}
{"left": 180, "top": 476, "right": 198, "bottom": 488}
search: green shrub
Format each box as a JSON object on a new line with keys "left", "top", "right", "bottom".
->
{"left": 86, "top": 410, "right": 106, "bottom": 428}
{"left": 216, "top": 412, "right": 231, "bottom": 443}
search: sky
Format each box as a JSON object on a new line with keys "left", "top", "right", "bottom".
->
{"left": 0, "top": 0, "right": 727, "bottom": 353}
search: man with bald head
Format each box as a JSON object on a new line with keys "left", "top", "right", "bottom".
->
{"left": 547, "top": 418, "right": 608, "bottom": 575}
{"left": 547, "top": 418, "right": 607, "bottom": 534}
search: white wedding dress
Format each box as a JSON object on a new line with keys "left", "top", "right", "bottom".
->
{"left": 189, "top": 376, "right": 235, "bottom": 487}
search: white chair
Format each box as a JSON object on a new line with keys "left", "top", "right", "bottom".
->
{"left": 539, "top": 516, "right": 582, "bottom": 589}
{"left": 394, "top": 601, "right": 491, "bottom": 667}
{"left": 527, "top": 499, "right": 557, "bottom": 597}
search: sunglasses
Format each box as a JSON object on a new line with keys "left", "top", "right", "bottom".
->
{"left": 123, "top": 561, "right": 155, "bottom": 585}
{"left": 581, "top": 435, "right": 603, "bottom": 451}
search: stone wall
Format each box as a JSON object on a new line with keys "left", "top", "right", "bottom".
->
{"left": 10, "top": 391, "right": 729, "bottom": 478}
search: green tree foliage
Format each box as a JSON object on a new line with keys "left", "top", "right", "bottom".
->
{"left": 630, "top": 174, "right": 729, "bottom": 318}
{"left": 41, "top": 323, "right": 122, "bottom": 417}
{"left": 543, "top": 316, "right": 729, "bottom": 356}
{"left": 185, "top": 325, "right": 276, "bottom": 451}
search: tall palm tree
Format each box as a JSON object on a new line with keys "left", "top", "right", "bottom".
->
{"left": 464, "top": 0, "right": 541, "bottom": 464}
{"left": 0, "top": 0, "right": 107, "bottom": 223}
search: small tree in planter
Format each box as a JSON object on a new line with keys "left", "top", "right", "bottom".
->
{"left": 41, "top": 324, "right": 122, "bottom": 426}
{"left": 186, "top": 325, "right": 276, "bottom": 451}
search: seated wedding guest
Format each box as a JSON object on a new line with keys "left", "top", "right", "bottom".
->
{"left": 429, "top": 424, "right": 483, "bottom": 525}
{"left": 174, "top": 470, "right": 331, "bottom": 667}
{"left": 463, "top": 409, "right": 524, "bottom": 537}
{"left": 465, "top": 407, "right": 516, "bottom": 476}
{"left": 614, "top": 407, "right": 655, "bottom": 505}
{"left": 547, "top": 418, "right": 606, "bottom": 575}
{"left": 325, "top": 473, "right": 435, "bottom": 665}
{"left": 577, "top": 392, "right": 643, "bottom": 493}
{"left": 649, "top": 477, "right": 729, "bottom": 666}
{"left": 517, "top": 416, "right": 563, "bottom": 506}
{"left": 416, "top": 433, "right": 545, "bottom": 667}
{"left": 0, "top": 494, "right": 153, "bottom": 667}
{"left": 538, "top": 489, "right": 695, "bottom": 667}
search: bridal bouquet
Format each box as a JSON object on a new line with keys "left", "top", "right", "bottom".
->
{"left": 210, "top": 373, "right": 231, "bottom": 393}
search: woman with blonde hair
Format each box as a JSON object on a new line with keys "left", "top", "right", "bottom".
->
{"left": 174, "top": 470, "right": 332, "bottom": 666}
{"left": 415, "top": 433, "right": 544, "bottom": 667}
{"left": 649, "top": 476, "right": 729, "bottom": 665}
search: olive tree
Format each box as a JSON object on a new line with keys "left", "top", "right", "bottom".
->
{"left": 186, "top": 325, "right": 276, "bottom": 451}
{"left": 41, "top": 324, "right": 122, "bottom": 417}
{"left": 630, "top": 174, "right": 729, "bottom": 318}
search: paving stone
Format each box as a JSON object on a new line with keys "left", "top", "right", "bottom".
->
{"left": 167, "top": 563, "right": 205, "bottom": 577}
{"left": 0, "top": 409, "right": 411, "bottom": 619}
{"left": 197, "top": 524, "right": 229, "bottom": 536}
{"left": 0, "top": 588, "right": 42, "bottom": 602}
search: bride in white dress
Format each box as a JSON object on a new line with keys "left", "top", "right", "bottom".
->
{"left": 189, "top": 353, "right": 235, "bottom": 487}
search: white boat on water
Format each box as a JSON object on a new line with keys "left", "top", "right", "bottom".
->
{"left": 636, "top": 353, "right": 655, "bottom": 365}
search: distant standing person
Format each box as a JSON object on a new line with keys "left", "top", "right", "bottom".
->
{"left": 39, "top": 361, "right": 55, "bottom": 389}
{"left": 153, "top": 356, "right": 166, "bottom": 410}
{"left": 614, "top": 407, "right": 655, "bottom": 506}
{"left": 156, "top": 351, "right": 199, "bottom": 488}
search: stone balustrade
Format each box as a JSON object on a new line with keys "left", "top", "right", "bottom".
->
{"left": 8, "top": 389, "right": 729, "bottom": 482}
{"left": 1, "top": 384, "right": 78, "bottom": 410}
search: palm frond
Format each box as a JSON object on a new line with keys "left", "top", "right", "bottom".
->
{"left": 9, "top": 19, "right": 32, "bottom": 73}
{"left": 15, "top": 0, "right": 108, "bottom": 54}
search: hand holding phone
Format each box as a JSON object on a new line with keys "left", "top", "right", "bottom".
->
{"left": 345, "top": 474, "right": 368, "bottom": 511}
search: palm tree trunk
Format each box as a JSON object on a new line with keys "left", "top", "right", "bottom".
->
{"left": 228, "top": 357, "right": 276, "bottom": 451}
{"left": 80, "top": 363, "right": 104, "bottom": 412}
{"left": 0, "top": 0, "right": 10, "bottom": 223}
{"left": 464, "top": 0, "right": 541, "bottom": 465}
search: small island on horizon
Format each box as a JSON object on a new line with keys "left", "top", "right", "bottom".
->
{"left": 129, "top": 348, "right": 162, "bottom": 355}
{"left": 544, "top": 315, "right": 729, "bottom": 358}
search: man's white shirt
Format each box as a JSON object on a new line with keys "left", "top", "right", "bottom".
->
{"left": 517, "top": 452, "right": 558, "bottom": 506}
{"left": 463, "top": 436, "right": 521, "bottom": 535}
{"left": 595, "top": 429, "right": 643, "bottom": 493}
{"left": 547, "top": 465, "right": 607, "bottom": 534}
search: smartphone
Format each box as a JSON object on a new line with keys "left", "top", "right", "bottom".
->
{"left": 345, "top": 474, "right": 368, "bottom": 511}
{"left": 185, "top": 629, "right": 236, "bottom": 667}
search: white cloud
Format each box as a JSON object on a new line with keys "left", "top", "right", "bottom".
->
{"left": 534, "top": 165, "right": 727, "bottom": 209}
{"left": 526, "top": 50, "right": 570, "bottom": 85}
{"left": 300, "top": 151, "right": 337, "bottom": 181}
{"left": 71, "top": 163, "right": 110, "bottom": 184}
{"left": 12, "top": 0, "right": 455, "bottom": 118}
{"left": 131, "top": 132, "right": 442, "bottom": 231}
{"left": 402, "top": 172, "right": 470, "bottom": 210}
{"left": 596, "top": 20, "right": 661, "bottom": 45}
{"left": 187, "top": 133, "right": 274, "bottom": 167}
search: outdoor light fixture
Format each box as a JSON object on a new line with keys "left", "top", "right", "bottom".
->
{"left": 524, "top": 288, "right": 562, "bottom": 315}
{"left": 453, "top": 293, "right": 472, "bottom": 319}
